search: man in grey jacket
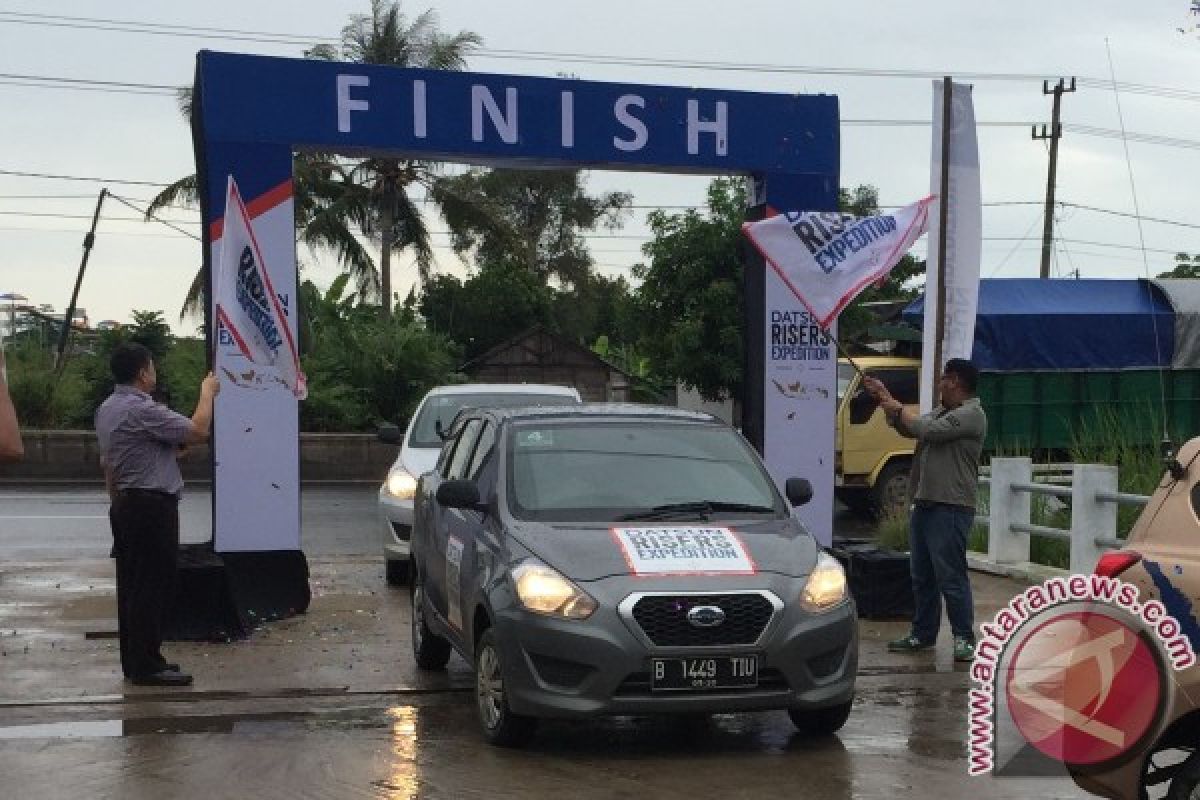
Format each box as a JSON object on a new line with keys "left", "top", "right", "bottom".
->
{"left": 863, "top": 358, "right": 986, "bottom": 662}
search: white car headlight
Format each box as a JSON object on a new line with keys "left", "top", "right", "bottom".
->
{"left": 385, "top": 468, "right": 417, "bottom": 500}
{"left": 801, "top": 551, "right": 848, "bottom": 612}
{"left": 512, "top": 562, "right": 597, "bottom": 620}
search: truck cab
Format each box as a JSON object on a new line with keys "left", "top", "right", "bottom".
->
{"left": 835, "top": 356, "right": 920, "bottom": 519}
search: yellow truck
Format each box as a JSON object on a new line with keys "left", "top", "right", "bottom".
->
{"left": 835, "top": 355, "right": 920, "bottom": 519}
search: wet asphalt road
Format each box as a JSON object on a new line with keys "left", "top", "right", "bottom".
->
{"left": 0, "top": 486, "right": 1091, "bottom": 799}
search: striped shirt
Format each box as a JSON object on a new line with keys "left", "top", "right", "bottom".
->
{"left": 95, "top": 385, "right": 193, "bottom": 495}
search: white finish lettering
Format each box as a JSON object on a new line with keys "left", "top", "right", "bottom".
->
{"left": 336, "top": 74, "right": 370, "bottom": 133}
{"left": 687, "top": 99, "right": 729, "bottom": 156}
{"left": 413, "top": 80, "right": 427, "bottom": 138}
{"left": 613, "top": 94, "right": 648, "bottom": 152}
{"left": 472, "top": 85, "right": 518, "bottom": 144}
{"left": 561, "top": 91, "right": 575, "bottom": 148}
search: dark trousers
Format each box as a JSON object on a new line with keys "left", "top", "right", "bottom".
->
{"left": 909, "top": 503, "right": 976, "bottom": 644}
{"left": 110, "top": 490, "right": 180, "bottom": 678}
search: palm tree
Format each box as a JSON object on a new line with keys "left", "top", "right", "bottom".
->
{"left": 148, "top": 1, "right": 482, "bottom": 320}
{"left": 306, "top": 1, "right": 480, "bottom": 317}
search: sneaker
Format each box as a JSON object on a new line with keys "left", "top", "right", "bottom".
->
{"left": 130, "top": 669, "right": 193, "bottom": 687}
{"left": 953, "top": 637, "right": 976, "bottom": 663}
{"left": 887, "top": 634, "right": 934, "bottom": 653}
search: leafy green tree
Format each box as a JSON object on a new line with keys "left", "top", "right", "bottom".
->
{"left": 1158, "top": 252, "right": 1200, "bottom": 279}
{"left": 633, "top": 178, "right": 748, "bottom": 402}
{"left": 436, "top": 168, "right": 630, "bottom": 287}
{"left": 300, "top": 275, "right": 461, "bottom": 429}
{"left": 549, "top": 272, "right": 640, "bottom": 350}
{"left": 419, "top": 263, "right": 555, "bottom": 361}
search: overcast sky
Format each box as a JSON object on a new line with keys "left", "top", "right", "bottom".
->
{"left": 2, "top": 0, "right": 1199, "bottom": 334}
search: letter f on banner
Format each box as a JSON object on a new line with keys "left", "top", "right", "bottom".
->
{"left": 214, "top": 176, "right": 307, "bottom": 399}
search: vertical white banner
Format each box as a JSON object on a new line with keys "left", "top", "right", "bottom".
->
{"left": 763, "top": 270, "right": 836, "bottom": 546}
{"left": 211, "top": 196, "right": 301, "bottom": 552}
{"left": 921, "top": 80, "right": 982, "bottom": 413}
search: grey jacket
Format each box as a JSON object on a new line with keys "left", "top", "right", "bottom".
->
{"left": 891, "top": 397, "right": 986, "bottom": 510}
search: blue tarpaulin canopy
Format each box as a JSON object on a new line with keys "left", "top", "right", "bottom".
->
{"left": 902, "top": 278, "right": 1175, "bottom": 371}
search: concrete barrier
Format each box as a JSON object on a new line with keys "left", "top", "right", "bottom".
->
{"left": 0, "top": 430, "right": 398, "bottom": 484}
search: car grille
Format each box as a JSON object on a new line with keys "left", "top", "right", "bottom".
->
{"left": 630, "top": 593, "right": 774, "bottom": 647}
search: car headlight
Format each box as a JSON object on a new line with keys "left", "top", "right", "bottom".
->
{"left": 801, "top": 551, "right": 848, "bottom": 612}
{"left": 385, "top": 469, "right": 417, "bottom": 500}
{"left": 512, "top": 562, "right": 597, "bottom": 620}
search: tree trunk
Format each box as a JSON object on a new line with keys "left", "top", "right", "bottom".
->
{"left": 379, "top": 202, "right": 394, "bottom": 320}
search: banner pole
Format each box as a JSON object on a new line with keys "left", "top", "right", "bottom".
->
{"left": 932, "top": 75, "right": 953, "bottom": 406}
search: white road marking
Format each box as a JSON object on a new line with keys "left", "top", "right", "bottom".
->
{"left": 0, "top": 515, "right": 109, "bottom": 520}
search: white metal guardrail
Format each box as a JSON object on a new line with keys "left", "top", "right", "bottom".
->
{"left": 975, "top": 457, "right": 1150, "bottom": 574}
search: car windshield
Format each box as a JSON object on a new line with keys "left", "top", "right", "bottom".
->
{"left": 837, "top": 363, "right": 856, "bottom": 403}
{"left": 506, "top": 420, "right": 784, "bottom": 521}
{"left": 408, "top": 392, "right": 577, "bottom": 448}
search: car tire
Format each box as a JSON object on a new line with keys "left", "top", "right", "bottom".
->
{"left": 788, "top": 699, "right": 853, "bottom": 736}
{"left": 1166, "top": 749, "right": 1200, "bottom": 799}
{"left": 386, "top": 559, "right": 410, "bottom": 586}
{"left": 475, "top": 628, "right": 536, "bottom": 747}
{"left": 410, "top": 571, "right": 451, "bottom": 671}
{"left": 870, "top": 460, "right": 910, "bottom": 521}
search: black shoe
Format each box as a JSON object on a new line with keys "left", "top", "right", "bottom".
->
{"left": 130, "top": 670, "right": 193, "bottom": 687}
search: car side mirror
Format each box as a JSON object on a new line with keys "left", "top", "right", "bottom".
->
{"left": 434, "top": 419, "right": 449, "bottom": 441}
{"left": 436, "top": 479, "right": 485, "bottom": 512}
{"left": 785, "top": 477, "right": 813, "bottom": 507}
{"left": 377, "top": 423, "right": 402, "bottom": 445}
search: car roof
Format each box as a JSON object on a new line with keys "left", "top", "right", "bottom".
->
{"left": 474, "top": 403, "right": 721, "bottom": 425}
{"left": 423, "top": 383, "right": 579, "bottom": 398}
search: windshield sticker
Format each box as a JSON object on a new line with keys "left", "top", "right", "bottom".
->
{"left": 516, "top": 430, "right": 555, "bottom": 448}
{"left": 611, "top": 527, "right": 756, "bottom": 576}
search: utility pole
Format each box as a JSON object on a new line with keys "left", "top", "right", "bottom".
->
{"left": 1033, "top": 77, "right": 1076, "bottom": 279}
{"left": 55, "top": 188, "right": 107, "bottom": 373}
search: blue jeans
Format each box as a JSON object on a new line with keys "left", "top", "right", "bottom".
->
{"left": 909, "top": 503, "right": 975, "bottom": 644}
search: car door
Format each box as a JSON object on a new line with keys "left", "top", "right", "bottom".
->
{"left": 426, "top": 416, "right": 482, "bottom": 626}
{"left": 454, "top": 419, "right": 500, "bottom": 653}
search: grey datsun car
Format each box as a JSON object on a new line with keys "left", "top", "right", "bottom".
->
{"left": 409, "top": 404, "right": 858, "bottom": 746}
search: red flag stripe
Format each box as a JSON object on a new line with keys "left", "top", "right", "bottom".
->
{"left": 209, "top": 179, "right": 293, "bottom": 241}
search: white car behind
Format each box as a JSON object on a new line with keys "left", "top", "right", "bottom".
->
{"left": 377, "top": 383, "right": 582, "bottom": 584}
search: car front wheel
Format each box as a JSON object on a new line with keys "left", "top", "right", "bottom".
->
{"left": 788, "top": 699, "right": 853, "bottom": 736}
{"left": 410, "top": 571, "right": 451, "bottom": 670}
{"left": 475, "top": 628, "right": 536, "bottom": 747}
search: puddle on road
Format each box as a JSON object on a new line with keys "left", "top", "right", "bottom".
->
{"left": 0, "top": 708, "right": 390, "bottom": 739}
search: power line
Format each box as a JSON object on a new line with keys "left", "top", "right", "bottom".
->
{"left": 3, "top": 10, "right": 1200, "bottom": 104}
{"left": 0, "top": 168, "right": 167, "bottom": 186}
{"left": 107, "top": 194, "right": 202, "bottom": 241}
{"left": 9, "top": 66, "right": 1200, "bottom": 155}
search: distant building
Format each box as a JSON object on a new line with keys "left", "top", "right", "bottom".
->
{"left": 462, "top": 326, "right": 634, "bottom": 402}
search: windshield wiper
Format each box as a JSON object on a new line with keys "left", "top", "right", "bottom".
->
{"left": 616, "top": 501, "right": 775, "bottom": 522}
